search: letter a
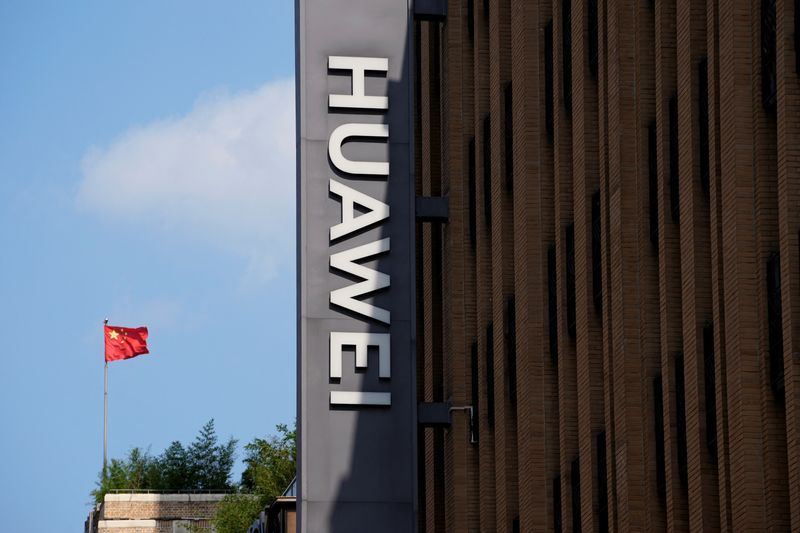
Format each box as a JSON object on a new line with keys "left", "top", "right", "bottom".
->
{"left": 329, "top": 179, "right": 390, "bottom": 241}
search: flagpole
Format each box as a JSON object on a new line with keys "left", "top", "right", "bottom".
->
{"left": 103, "top": 318, "right": 108, "bottom": 472}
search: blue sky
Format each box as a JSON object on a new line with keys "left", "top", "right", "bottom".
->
{"left": 0, "top": 2, "right": 295, "bottom": 530}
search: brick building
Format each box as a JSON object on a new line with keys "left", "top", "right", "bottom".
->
{"left": 84, "top": 493, "right": 223, "bottom": 533}
{"left": 413, "top": 0, "right": 800, "bottom": 532}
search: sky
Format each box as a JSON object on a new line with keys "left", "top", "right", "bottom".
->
{"left": 0, "top": 1, "right": 295, "bottom": 530}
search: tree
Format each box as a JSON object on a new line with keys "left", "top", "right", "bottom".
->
{"left": 212, "top": 423, "right": 296, "bottom": 533}
{"left": 91, "top": 447, "right": 160, "bottom": 503}
{"left": 159, "top": 441, "right": 190, "bottom": 491}
{"left": 188, "top": 419, "right": 237, "bottom": 490}
{"left": 91, "top": 419, "right": 237, "bottom": 503}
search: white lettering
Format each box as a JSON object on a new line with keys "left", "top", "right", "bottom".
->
{"left": 328, "top": 56, "right": 389, "bottom": 110}
{"left": 329, "top": 332, "right": 391, "bottom": 379}
{"left": 328, "top": 123, "right": 389, "bottom": 176}
{"left": 329, "top": 238, "right": 391, "bottom": 324}
{"left": 330, "top": 391, "right": 391, "bottom": 406}
{"left": 329, "top": 178, "right": 390, "bottom": 241}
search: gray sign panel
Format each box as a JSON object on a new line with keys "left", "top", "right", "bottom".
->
{"left": 296, "top": 0, "right": 416, "bottom": 531}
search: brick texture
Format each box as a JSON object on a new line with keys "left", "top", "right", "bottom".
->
{"left": 415, "top": 0, "right": 799, "bottom": 532}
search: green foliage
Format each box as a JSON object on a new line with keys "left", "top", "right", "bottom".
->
{"left": 212, "top": 423, "right": 296, "bottom": 533}
{"left": 91, "top": 447, "right": 160, "bottom": 503}
{"left": 212, "top": 493, "right": 269, "bottom": 533}
{"left": 91, "top": 419, "right": 237, "bottom": 503}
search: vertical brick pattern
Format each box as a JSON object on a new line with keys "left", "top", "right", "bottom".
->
{"left": 414, "top": 0, "right": 800, "bottom": 532}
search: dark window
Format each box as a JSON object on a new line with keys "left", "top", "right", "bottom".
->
{"left": 648, "top": 121, "right": 659, "bottom": 248}
{"left": 703, "top": 322, "right": 717, "bottom": 461}
{"left": 505, "top": 297, "right": 518, "bottom": 406}
{"left": 548, "top": 244, "right": 559, "bottom": 364}
{"left": 512, "top": 516, "right": 520, "bottom": 533}
{"left": 570, "top": 457, "right": 582, "bottom": 533}
{"left": 562, "top": 0, "right": 572, "bottom": 115}
{"left": 467, "top": 0, "right": 474, "bottom": 41}
{"left": 566, "top": 224, "right": 577, "bottom": 339}
{"left": 596, "top": 432, "right": 609, "bottom": 533}
{"left": 762, "top": 0, "right": 777, "bottom": 111}
{"left": 654, "top": 374, "right": 666, "bottom": 502}
{"left": 471, "top": 341, "right": 480, "bottom": 444}
{"left": 592, "top": 190, "right": 602, "bottom": 312}
{"left": 553, "top": 477, "right": 563, "bottom": 533}
{"left": 675, "top": 354, "right": 688, "bottom": 489}
{"left": 483, "top": 115, "right": 492, "bottom": 227}
{"left": 796, "top": 0, "right": 800, "bottom": 74}
{"left": 483, "top": 0, "right": 489, "bottom": 22}
{"left": 486, "top": 322, "right": 495, "bottom": 428}
{"left": 545, "top": 21, "right": 555, "bottom": 140}
{"left": 504, "top": 82, "right": 514, "bottom": 192}
{"left": 588, "top": 0, "right": 598, "bottom": 77}
{"left": 669, "top": 95, "right": 680, "bottom": 223}
{"left": 468, "top": 137, "right": 477, "bottom": 247}
{"left": 698, "top": 58, "right": 710, "bottom": 194}
{"left": 767, "top": 252, "right": 785, "bottom": 401}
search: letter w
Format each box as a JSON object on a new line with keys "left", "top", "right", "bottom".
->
{"left": 330, "top": 238, "right": 390, "bottom": 324}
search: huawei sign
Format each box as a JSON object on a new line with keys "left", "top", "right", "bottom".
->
{"left": 326, "top": 56, "right": 392, "bottom": 407}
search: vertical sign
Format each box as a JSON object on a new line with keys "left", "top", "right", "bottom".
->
{"left": 296, "top": 0, "right": 416, "bottom": 532}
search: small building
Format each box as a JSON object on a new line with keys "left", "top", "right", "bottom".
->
{"left": 247, "top": 479, "right": 296, "bottom": 533}
{"left": 84, "top": 492, "right": 226, "bottom": 533}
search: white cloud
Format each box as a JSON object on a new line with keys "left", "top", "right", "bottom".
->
{"left": 77, "top": 79, "right": 295, "bottom": 284}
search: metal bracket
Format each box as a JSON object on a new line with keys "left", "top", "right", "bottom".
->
{"left": 449, "top": 405, "right": 477, "bottom": 445}
{"left": 417, "top": 402, "right": 476, "bottom": 444}
{"left": 414, "top": 0, "right": 447, "bottom": 21}
{"left": 415, "top": 196, "right": 449, "bottom": 222}
{"left": 417, "top": 402, "right": 451, "bottom": 426}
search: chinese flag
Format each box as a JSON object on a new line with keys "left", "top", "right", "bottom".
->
{"left": 104, "top": 325, "right": 149, "bottom": 362}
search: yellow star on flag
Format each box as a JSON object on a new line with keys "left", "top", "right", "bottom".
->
{"left": 109, "top": 330, "right": 119, "bottom": 340}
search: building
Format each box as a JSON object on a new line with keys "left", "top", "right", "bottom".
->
{"left": 412, "top": 1, "right": 800, "bottom": 532}
{"left": 247, "top": 478, "right": 297, "bottom": 533}
{"left": 84, "top": 492, "right": 224, "bottom": 533}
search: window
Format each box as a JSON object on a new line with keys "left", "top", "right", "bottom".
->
{"left": 669, "top": 95, "right": 680, "bottom": 223}
{"left": 675, "top": 354, "right": 688, "bottom": 489}
{"left": 654, "top": 374, "right": 666, "bottom": 502}
{"left": 486, "top": 322, "right": 496, "bottom": 429}
{"left": 483, "top": 115, "right": 492, "bottom": 227}
{"left": 767, "top": 252, "right": 785, "bottom": 401}
{"left": 505, "top": 297, "right": 518, "bottom": 406}
{"left": 548, "top": 245, "right": 559, "bottom": 364}
{"left": 588, "top": 0, "right": 598, "bottom": 77}
{"left": 648, "top": 121, "right": 659, "bottom": 248}
{"left": 468, "top": 137, "right": 477, "bottom": 247}
{"left": 703, "top": 322, "right": 717, "bottom": 461}
{"left": 545, "top": 20, "right": 555, "bottom": 140}
{"left": 592, "top": 190, "right": 602, "bottom": 312}
{"left": 566, "top": 224, "right": 576, "bottom": 339}
{"left": 562, "top": 0, "right": 572, "bottom": 115}
{"left": 597, "top": 432, "right": 609, "bottom": 533}
{"left": 553, "top": 477, "right": 563, "bottom": 533}
{"left": 698, "top": 59, "right": 710, "bottom": 194}
{"left": 504, "top": 82, "right": 514, "bottom": 192}
{"left": 796, "top": 0, "right": 800, "bottom": 74}
{"left": 762, "top": 0, "right": 777, "bottom": 111}
{"left": 570, "top": 457, "right": 582, "bottom": 533}
{"left": 471, "top": 341, "right": 480, "bottom": 444}
{"left": 467, "top": 0, "right": 474, "bottom": 42}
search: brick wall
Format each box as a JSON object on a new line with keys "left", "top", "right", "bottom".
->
{"left": 415, "top": 0, "right": 800, "bottom": 531}
{"left": 92, "top": 494, "right": 224, "bottom": 533}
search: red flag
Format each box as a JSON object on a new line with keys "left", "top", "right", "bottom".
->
{"left": 104, "top": 325, "right": 149, "bottom": 362}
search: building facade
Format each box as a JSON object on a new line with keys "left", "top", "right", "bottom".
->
{"left": 84, "top": 493, "right": 223, "bottom": 533}
{"left": 413, "top": 1, "right": 800, "bottom": 532}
